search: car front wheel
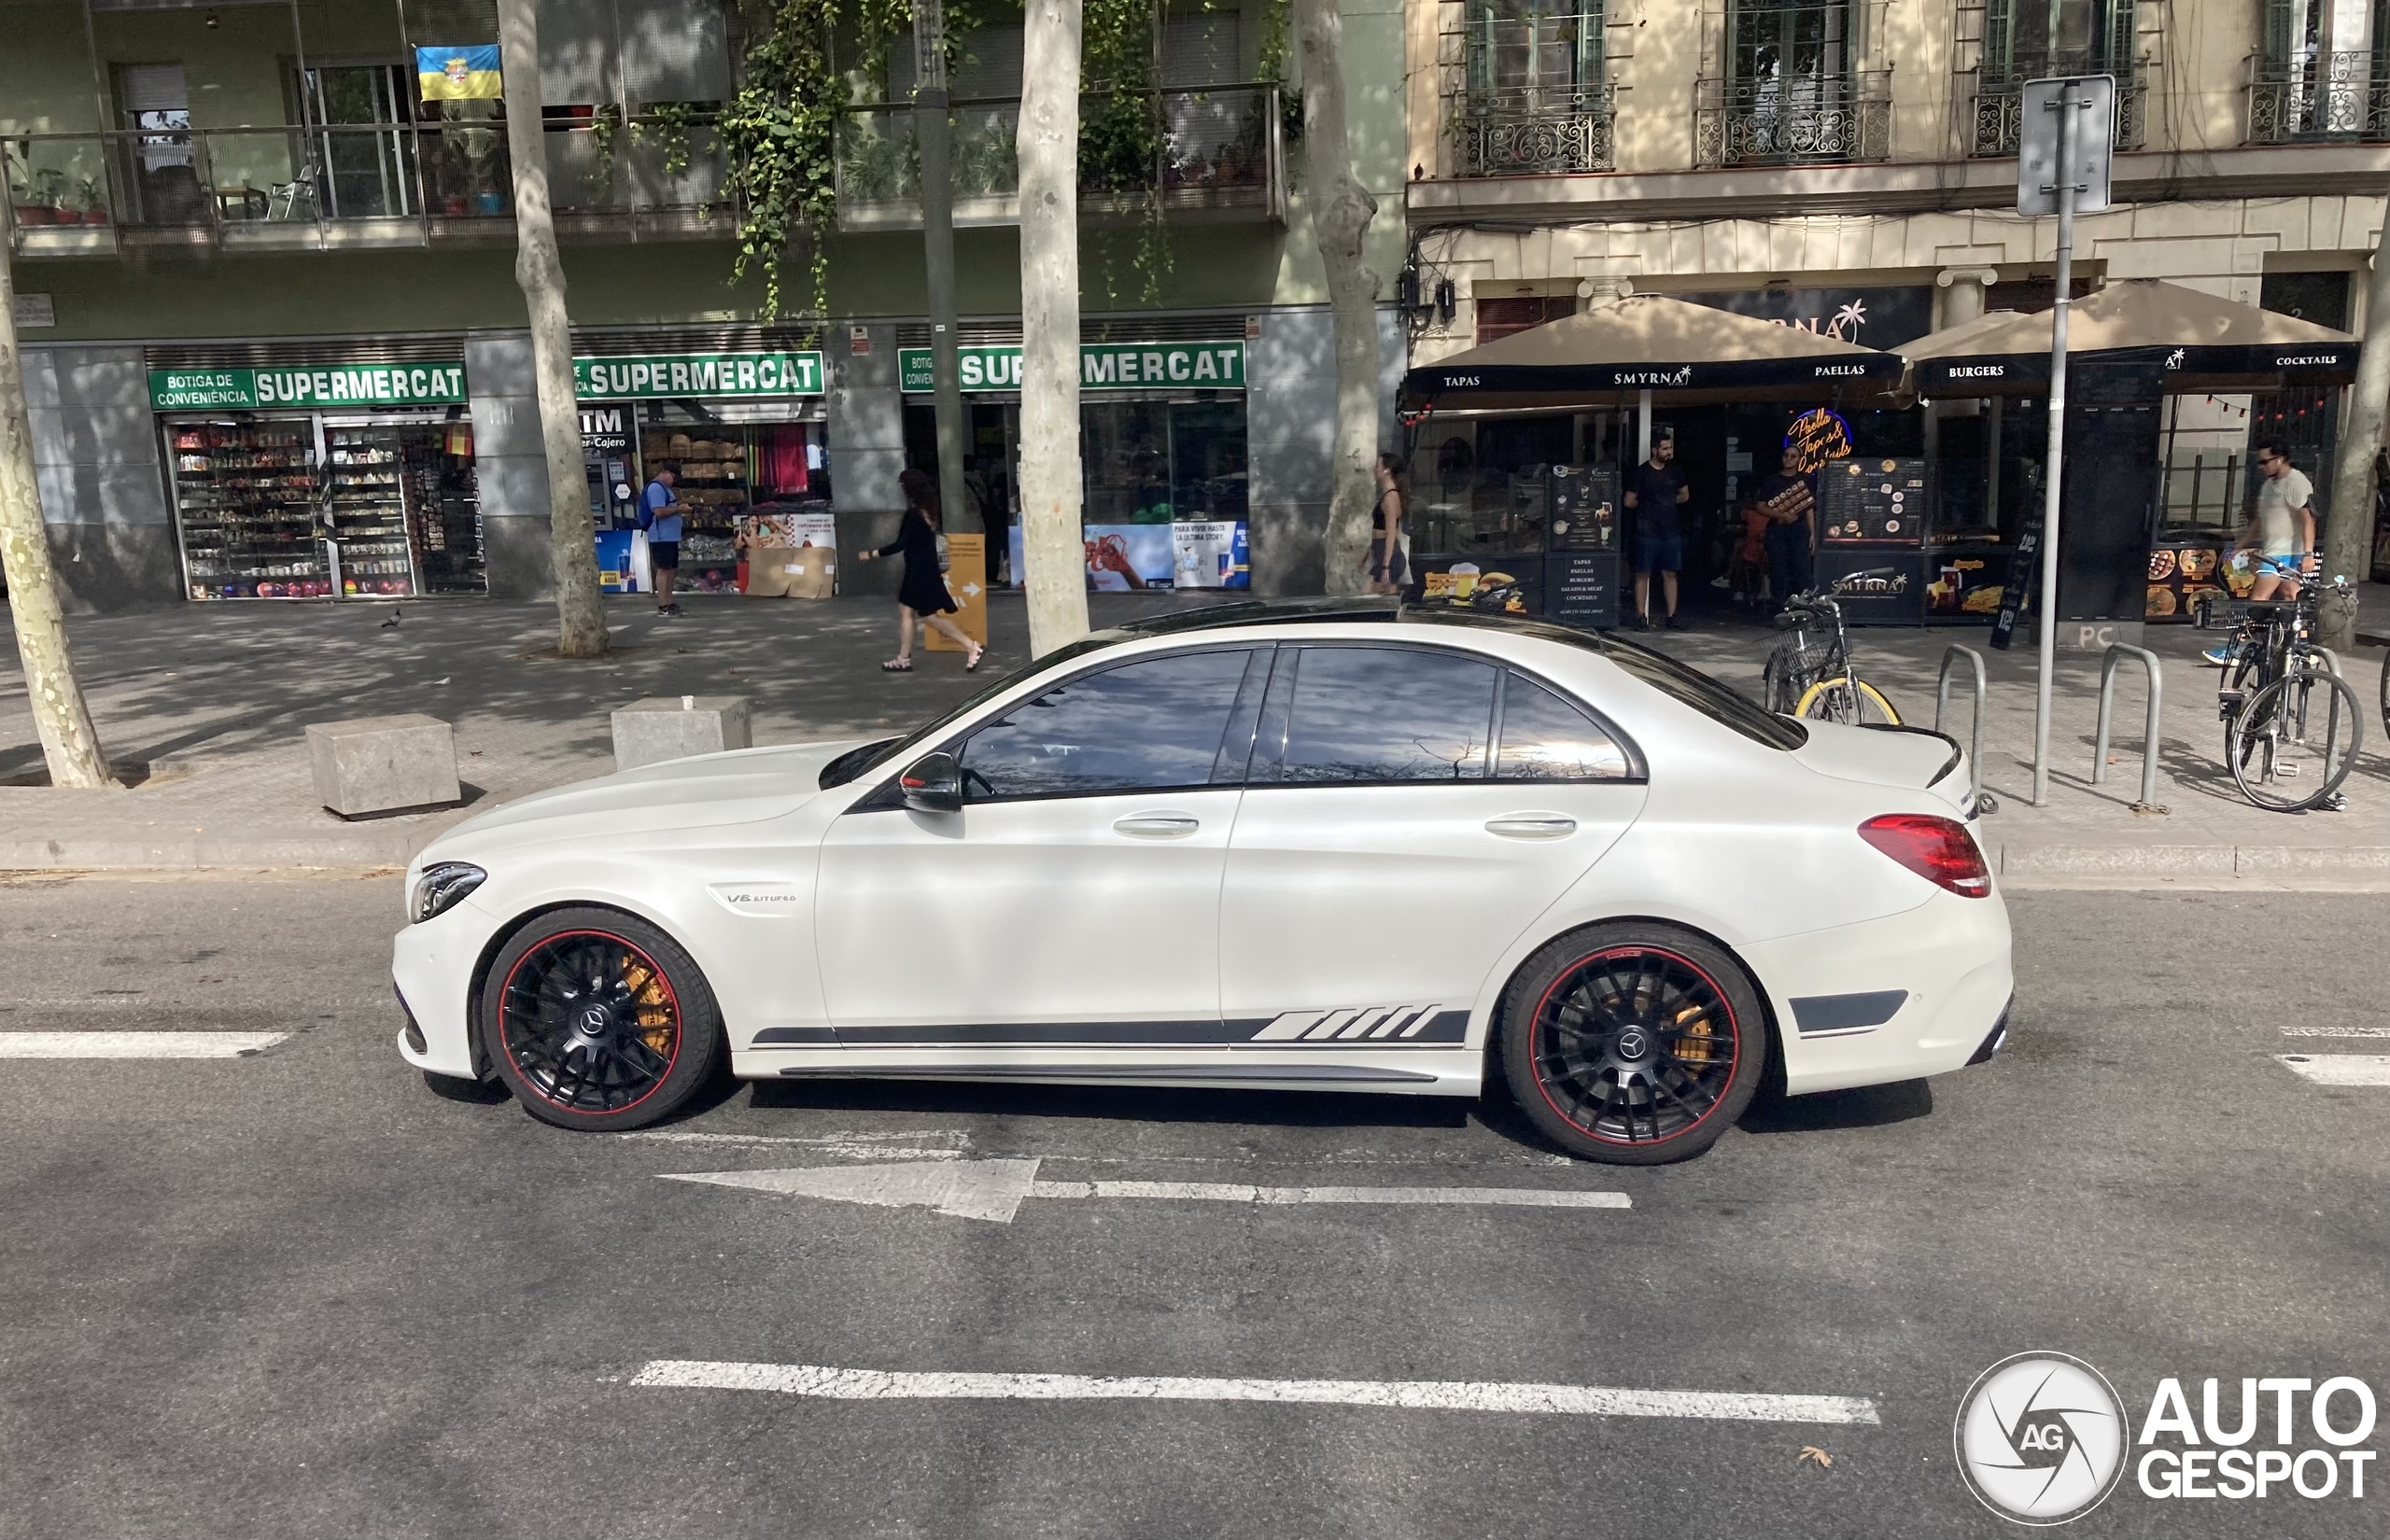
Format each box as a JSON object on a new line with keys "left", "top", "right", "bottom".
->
{"left": 480, "top": 907, "right": 724, "bottom": 1131}
{"left": 1499, "top": 924, "right": 1767, "bottom": 1165}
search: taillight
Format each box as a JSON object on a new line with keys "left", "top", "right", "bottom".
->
{"left": 1859, "top": 814, "right": 1991, "bottom": 898}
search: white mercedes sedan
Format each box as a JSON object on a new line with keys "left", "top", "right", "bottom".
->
{"left": 394, "top": 600, "right": 2011, "bottom": 1164}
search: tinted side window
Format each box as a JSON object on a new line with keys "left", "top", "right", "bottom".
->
{"left": 958, "top": 649, "right": 1253, "bottom": 799}
{"left": 1496, "top": 672, "right": 1632, "bottom": 781}
{"left": 1277, "top": 646, "right": 1498, "bottom": 783}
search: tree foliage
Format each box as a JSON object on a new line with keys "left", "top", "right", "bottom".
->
{"left": 724, "top": 0, "right": 1290, "bottom": 322}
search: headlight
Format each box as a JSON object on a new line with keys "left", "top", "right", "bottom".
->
{"left": 411, "top": 861, "right": 486, "bottom": 923}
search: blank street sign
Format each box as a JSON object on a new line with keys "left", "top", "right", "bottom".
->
{"left": 2017, "top": 76, "right": 2116, "bottom": 218}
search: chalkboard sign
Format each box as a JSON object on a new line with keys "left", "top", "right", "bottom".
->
{"left": 1544, "top": 550, "right": 1620, "bottom": 629}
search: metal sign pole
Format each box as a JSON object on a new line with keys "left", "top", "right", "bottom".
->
{"left": 2031, "top": 81, "right": 2082, "bottom": 808}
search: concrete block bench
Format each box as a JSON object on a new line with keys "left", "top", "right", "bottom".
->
{"left": 612, "top": 695, "right": 752, "bottom": 772}
{"left": 306, "top": 714, "right": 462, "bottom": 819}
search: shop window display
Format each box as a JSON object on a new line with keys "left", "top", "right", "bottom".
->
{"left": 171, "top": 420, "right": 331, "bottom": 599}
{"left": 169, "top": 414, "right": 485, "bottom": 600}
{"left": 631, "top": 411, "right": 829, "bottom": 594}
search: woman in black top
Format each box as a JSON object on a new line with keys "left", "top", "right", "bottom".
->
{"left": 1366, "top": 451, "right": 1408, "bottom": 594}
{"left": 857, "top": 469, "right": 984, "bottom": 672}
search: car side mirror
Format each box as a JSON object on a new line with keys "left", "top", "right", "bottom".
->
{"left": 899, "top": 750, "right": 963, "bottom": 815}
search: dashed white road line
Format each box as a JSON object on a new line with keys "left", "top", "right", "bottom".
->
{"left": 2278, "top": 1026, "right": 2390, "bottom": 1038}
{"left": 629, "top": 1361, "right": 1879, "bottom": 1425}
{"left": 624, "top": 1129, "right": 970, "bottom": 1160}
{"left": 0, "top": 1031, "right": 288, "bottom": 1058}
{"left": 2276, "top": 1054, "right": 2390, "bottom": 1086}
{"left": 1024, "top": 1179, "right": 1631, "bottom": 1210}
{"left": 660, "top": 1158, "right": 1630, "bottom": 1223}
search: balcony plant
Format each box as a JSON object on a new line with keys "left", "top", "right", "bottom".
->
{"left": 33, "top": 166, "right": 73, "bottom": 223}
{"left": 77, "top": 175, "right": 109, "bottom": 224}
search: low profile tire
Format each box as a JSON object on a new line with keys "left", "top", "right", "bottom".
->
{"left": 479, "top": 906, "right": 724, "bottom": 1131}
{"left": 1498, "top": 923, "right": 1768, "bottom": 1165}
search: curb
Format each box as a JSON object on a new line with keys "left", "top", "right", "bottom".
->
{"left": 0, "top": 823, "right": 455, "bottom": 873}
{"left": 1996, "top": 843, "right": 2390, "bottom": 882}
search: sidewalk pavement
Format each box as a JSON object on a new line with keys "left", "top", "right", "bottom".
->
{"left": 5, "top": 587, "right": 2390, "bottom": 888}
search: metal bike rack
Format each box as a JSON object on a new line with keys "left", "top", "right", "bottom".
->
{"left": 1934, "top": 645, "right": 1989, "bottom": 811}
{"left": 2093, "top": 643, "right": 2168, "bottom": 813}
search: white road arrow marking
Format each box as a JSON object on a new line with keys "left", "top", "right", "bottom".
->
{"left": 663, "top": 1159, "right": 1042, "bottom": 1222}
{"left": 659, "top": 1159, "right": 1629, "bottom": 1223}
{"left": 631, "top": 1361, "right": 1876, "bottom": 1424}
{"left": 0, "top": 1031, "right": 288, "bottom": 1058}
{"left": 2276, "top": 1054, "right": 2390, "bottom": 1085}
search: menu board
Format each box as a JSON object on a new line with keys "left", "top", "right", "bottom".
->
{"left": 1819, "top": 457, "right": 1931, "bottom": 545}
{"left": 1924, "top": 549, "right": 2013, "bottom": 624}
{"left": 1543, "top": 551, "right": 1620, "bottom": 629}
{"left": 2144, "top": 541, "right": 2237, "bottom": 623}
{"left": 1550, "top": 466, "right": 1618, "bottom": 551}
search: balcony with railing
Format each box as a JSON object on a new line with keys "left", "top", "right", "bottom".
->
{"left": 5, "top": 117, "right": 734, "bottom": 257}
{"left": 833, "top": 85, "right": 1286, "bottom": 231}
{"left": 1452, "top": 83, "right": 1616, "bottom": 176}
{"left": 1969, "top": 62, "right": 2148, "bottom": 156}
{"left": 1694, "top": 69, "right": 1891, "bottom": 167}
{"left": 2247, "top": 49, "right": 2390, "bottom": 143}
{"left": 1447, "top": 7, "right": 1614, "bottom": 176}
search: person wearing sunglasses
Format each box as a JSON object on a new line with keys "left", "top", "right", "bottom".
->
{"left": 2204, "top": 441, "right": 2317, "bottom": 666}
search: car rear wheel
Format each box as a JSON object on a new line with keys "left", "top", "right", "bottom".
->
{"left": 1499, "top": 924, "right": 1767, "bottom": 1165}
{"left": 480, "top": 907, "right": 724, "bottom": 1131}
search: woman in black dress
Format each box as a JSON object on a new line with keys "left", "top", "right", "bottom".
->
{"left": 856, "top": 469, "right": 984, "bottom": 672}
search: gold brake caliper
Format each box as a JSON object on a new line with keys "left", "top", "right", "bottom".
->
{"left": 621, "top": 957, "right": 676, "bottom": 1055}
{"left": 1672, "top": 1001, "right": 1714, "bottom": 1064}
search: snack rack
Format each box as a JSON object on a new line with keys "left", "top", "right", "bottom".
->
{"left": 168, "top": 420, "right": 331, "bottom": 599}
{"left": 323, "top": 422, "right": 423, "bottom": 598}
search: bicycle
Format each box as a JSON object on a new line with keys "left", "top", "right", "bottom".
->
{"left": 2203, "top": 578, "right": 2363, "bottom": 812}
{"left": 1764, "top": 592, "right": 1901, "bottom": 725}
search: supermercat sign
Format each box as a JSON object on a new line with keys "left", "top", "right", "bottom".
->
{"left": 899, "top": 341, "right": 1246, "bottom": 392}
{"left": 149, "top": 364, "right": 468, "bottom": 411}
{"left": 575, "top": 350, "right": 826, "bottom": 400}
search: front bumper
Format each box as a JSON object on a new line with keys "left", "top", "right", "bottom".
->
{"left": 392, "top": 898, "right": 505, "bottom": 1081}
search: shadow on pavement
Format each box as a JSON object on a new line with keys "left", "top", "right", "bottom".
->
{"left": 747, "top": 1075, "right": 1485, "bottom": 1135}
{"left": 1738, "top": 1076, "right": 1933, "bottom": 1135}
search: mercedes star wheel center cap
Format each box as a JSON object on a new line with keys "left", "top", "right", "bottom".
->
{"left": 1615, "top": 1026, "right": 1651, "bottom": 1062}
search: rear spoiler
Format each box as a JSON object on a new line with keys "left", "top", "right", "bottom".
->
{"left": 1859, "top": 721, "right": 1965, "bottom": 790}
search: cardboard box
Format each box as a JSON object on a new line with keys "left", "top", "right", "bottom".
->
{"left": 744, "top": 545, "right": 836, "bottom": 599}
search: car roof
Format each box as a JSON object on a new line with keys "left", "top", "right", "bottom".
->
{"left": 1118, "top": 595, "right": 1599, "bottom": 652}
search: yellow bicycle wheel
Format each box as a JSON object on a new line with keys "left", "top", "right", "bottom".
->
{"left": 1795, "top": 676, "right": 1901, "bottom": 726}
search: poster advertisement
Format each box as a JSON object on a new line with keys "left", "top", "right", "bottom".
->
{"left": 1172, "top": 521, "right": 1249, "bottom": 589}
{"left": 1009, "top": 525, "right": 1181, "bottom": 589}
{"left": 924, "top": 533, "right": 990, "bottom": 650}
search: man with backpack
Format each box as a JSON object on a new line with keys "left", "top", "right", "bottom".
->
{"left": 640, "top": 463, "right": 687, "bottom": 617}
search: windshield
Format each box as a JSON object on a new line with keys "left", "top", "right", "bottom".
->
{"left": 817, "top": 629, "right": 1134, "bottom": 788}
{"left": 1399, "top": 609, "right": 1807, "bottom": 750}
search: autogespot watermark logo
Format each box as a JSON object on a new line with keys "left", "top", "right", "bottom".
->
{"left": 1955, "top": 1353, "right": 2129, "bottom": 1524}
{"left": 1958, "top": 1355, "right": 2381, "bottom": 1523}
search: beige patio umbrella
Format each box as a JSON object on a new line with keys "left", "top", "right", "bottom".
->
{"left": 1400, "top": 293, "right": 1904, "bottom": 412}
{"left": 1905, "top": 279, "right": 2358, "bottom": 396}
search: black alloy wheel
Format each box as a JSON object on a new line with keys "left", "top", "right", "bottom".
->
{"left": 480, "top": 907, "right": 724, "bottom": 1130}
{"left": 1499, "top": 924, "right": 1767, "bottom": 1165}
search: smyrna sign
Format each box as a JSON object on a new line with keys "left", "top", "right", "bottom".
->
{"left": 1675, "top": 287, "right": 1935, "bottom": 349}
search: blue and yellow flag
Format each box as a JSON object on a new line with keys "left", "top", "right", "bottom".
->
{"left": 416, "top": 45, "right": 501, "bottom": 101}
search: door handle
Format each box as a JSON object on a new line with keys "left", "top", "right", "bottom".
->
{"left": 1114, "top": 814, "right": 1201, "bottom": 838}
{"left": 1485, "top": 815, "right": 1577, "bottom": 839}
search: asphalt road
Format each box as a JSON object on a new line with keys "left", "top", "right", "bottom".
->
{"left": 1, "top": 873, "right": 2384, "bottom": 1539}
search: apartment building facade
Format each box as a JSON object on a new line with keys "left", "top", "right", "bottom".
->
{"left": 1402, "top": 0, "right": 2383, "bottom": 543}
{"left": 4, "top": 0, "right": 1407, "bottom": 612}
